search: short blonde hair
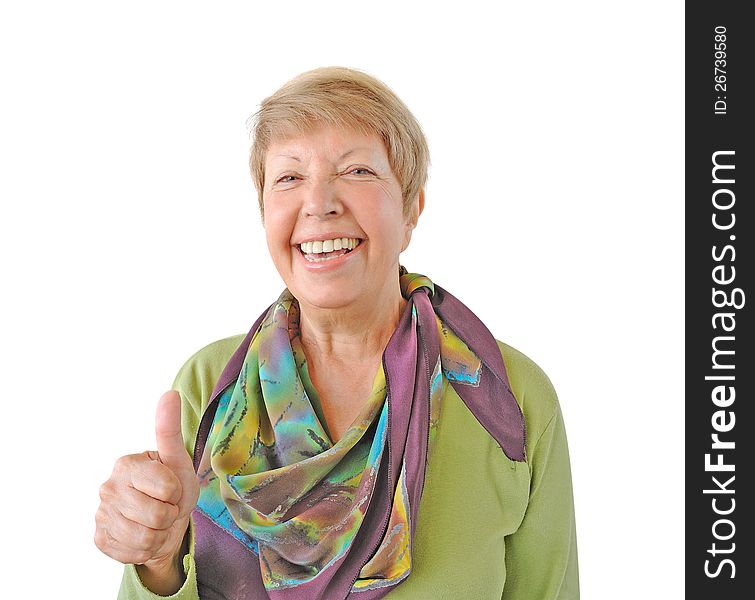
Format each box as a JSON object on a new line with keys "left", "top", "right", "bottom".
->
{"left": 248, "top": 66, "right": 430, "bottom": 218}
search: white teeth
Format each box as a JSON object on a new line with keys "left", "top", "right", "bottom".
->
{"left": 299, "top": 237, "right": 360, "bottom": 255}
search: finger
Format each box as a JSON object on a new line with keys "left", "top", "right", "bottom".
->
{"left": 118, "top": 484, "right": 180, "bottom": 530}
{"left": 95, "top": 525, "right": 153, "bottom": 566}
{"left": 94, "top": 504, "right": 167, "bottom": 566}
{"left": 108, "top": 507, "right": 171, "bottom": 555}
{"left": 155, "top": 391, "right": 193, "bottom": 471}
{"left": 130, "top": 456, "right": 182, "bottom": 505}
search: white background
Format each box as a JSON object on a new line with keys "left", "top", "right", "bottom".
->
{"left": 0, "top": 1, "right": 684, "bottom": 598}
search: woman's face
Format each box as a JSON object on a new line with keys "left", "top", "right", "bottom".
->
{"left": 263, "top": 125, "right": 420, "bottom": 313}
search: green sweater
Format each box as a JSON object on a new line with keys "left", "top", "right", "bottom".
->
{"left": 119, "top": 335, "right": 579, "bottom": 599}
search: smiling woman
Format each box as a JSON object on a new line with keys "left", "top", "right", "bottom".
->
{"left": 95, "top": 66, "right": 580, "bottom": 600}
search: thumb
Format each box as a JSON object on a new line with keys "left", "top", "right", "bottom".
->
{"left": 155, "top": 390, "right": 192, "bottom": 472}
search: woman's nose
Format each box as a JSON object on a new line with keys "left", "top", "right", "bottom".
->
{"left": 302, "top": 178, "right": 342, "bottom": 218}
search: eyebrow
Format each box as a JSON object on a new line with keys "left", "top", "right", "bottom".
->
{"left": 271, "top": 147, "right": 373, "bottom": 162}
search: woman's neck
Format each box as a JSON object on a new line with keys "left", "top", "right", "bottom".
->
{"left": 298, "top": 284, "right": 406, "bottom": 366}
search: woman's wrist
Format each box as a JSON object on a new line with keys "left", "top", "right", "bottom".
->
{"left": 135, "top": 557, "right": 185, "bottom": 596}
{"left": 135, "top": 528, "right": 190, "bottom": 596}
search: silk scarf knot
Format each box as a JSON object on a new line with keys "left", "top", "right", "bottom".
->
{"left": 399, "top": 267, "right": 434, "bottom": 299}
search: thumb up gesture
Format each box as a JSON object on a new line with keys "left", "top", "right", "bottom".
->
{"left": 95, "top": 391, "right": 200, "bottom": 595}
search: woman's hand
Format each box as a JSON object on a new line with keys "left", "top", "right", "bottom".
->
{"left": 94, "top": 391, "right": 200, "bottom": 595}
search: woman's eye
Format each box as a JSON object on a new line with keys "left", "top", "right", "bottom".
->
{"left": 348, "top": 167, "right": 374, "bottom": 176}
{"left": 276, "top": 175, "right": 297, "bottom": 184}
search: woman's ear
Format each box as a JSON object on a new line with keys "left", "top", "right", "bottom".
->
{"left": 407, "top": 188, "right": 425, "bottom": 229}
{"left": 401, "top": 188, "right": 425, "bottom": 252}
{"left": 416, "top": 188, "right": 425, "bottom": 224}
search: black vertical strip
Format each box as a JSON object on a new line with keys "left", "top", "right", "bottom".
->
{"left": 686, "top": 3, "right": 753, "bottom": 596}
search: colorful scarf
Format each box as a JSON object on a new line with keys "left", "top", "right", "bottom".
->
{"left": 192, "top": 269, "right": 525, "bottom": 599}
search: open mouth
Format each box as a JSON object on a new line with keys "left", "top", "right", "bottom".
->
{"left": 298, "top": 237, "right": 362, "bottom": 263}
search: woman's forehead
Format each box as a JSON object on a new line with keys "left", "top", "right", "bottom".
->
{"left": 266, "top": 125, "right": 386, "bottom": 163}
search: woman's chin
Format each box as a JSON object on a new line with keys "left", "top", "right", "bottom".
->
{"left": 293, "top": 286, "right": 365, "bottom": 312}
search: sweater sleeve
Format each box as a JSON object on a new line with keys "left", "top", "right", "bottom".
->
{"left": 501, "top": 381, "right": 580, "bottom": 599}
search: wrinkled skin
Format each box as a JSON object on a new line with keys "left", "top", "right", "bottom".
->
{"left": 94, "top": 391, "right": 199, "bottom": 595}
